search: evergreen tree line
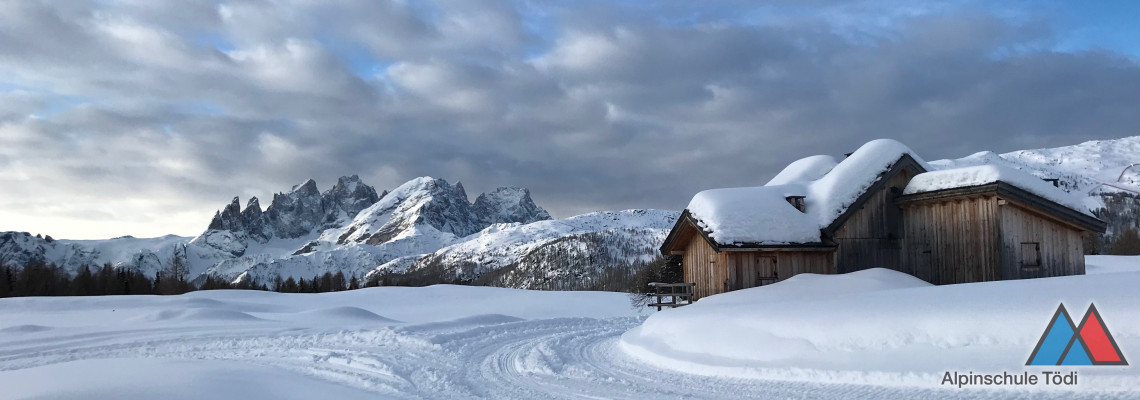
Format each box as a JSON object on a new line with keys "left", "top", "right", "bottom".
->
{"left": 0, "top": 246, "right": 270, "bottom": 298}
{"left": 272, "top": 271, "right": 363, "bottom": 293}
{"left": 1108, "top": 228, "right": 1140, "bottom": 255}
{"left": 1088, "top": 192, "right": 1140, "bottom": 254}
{"left": 0, "top": 263, "right": 158, "bottom": 297}
{"left": 0, "top": 261, "right": 387, "bottom": 298}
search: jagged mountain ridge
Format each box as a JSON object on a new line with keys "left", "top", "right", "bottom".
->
{"left": 320, "top": 177, "right": 546, "bottom": 247}
{"left": 1, "top": 174, "right": 575, "bottom": 287}
{"left": 198, "top": 177, "right": 562, "bottom": 285}
{"left": 196, "top": 175, "right": 383, "bottom": 257}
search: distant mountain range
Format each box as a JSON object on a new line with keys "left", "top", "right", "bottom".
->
{"left": 0, "top": 175, "right": 676, "bottom": 289}
{"left": 1, "top": 136, "right": 1136, "bottom": 288}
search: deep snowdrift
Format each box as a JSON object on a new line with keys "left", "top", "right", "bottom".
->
{"left": 1086, "top": 255, "right": 1140, "bottom": 275}
{"left": 621, "top": 268, "right": 1140, "bottom": 392}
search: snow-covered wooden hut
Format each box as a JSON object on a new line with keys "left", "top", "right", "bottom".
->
{"left": 660, "top": 139, "right": 1106, "bottom": 299}
{"left": 897, "top": 165, "right": 1106, "bottom": 284}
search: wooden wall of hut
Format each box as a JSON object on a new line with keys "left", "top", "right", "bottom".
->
{"left": 682, "top": 235, "right": 728, "bottom": 300}
{"left": 900, "top": 195, "right": 1002, "bottom": 284}
{"left": 997, "top": 198, "right": 1086, "bottom": 279}
{"left": 724, "top": 251, "right": 834, "bottom": 291}
{"left": 682, "top": 237, "right": 836, "bottom": 299}
{"left": 832, "top": 168, "right": 917, "bottom": 274}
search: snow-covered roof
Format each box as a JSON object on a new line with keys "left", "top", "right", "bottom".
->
{"left": 765, "top": 155, "right": 838, "bottom": 186}
{"left": 687, "top": 186, "right": 820, "bottom": 245}
{"left": 685, "top": 139, "right": 930, "bottom": 245}
{"left": 903, "top": 164, "right": 1093, "bottom": 215}
{"left": 805, "top": 139, "right": 930, "bottom": 228}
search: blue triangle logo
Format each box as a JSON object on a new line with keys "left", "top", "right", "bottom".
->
{"left": 1027, "top": 304, "right": 1081, "bottom": 366}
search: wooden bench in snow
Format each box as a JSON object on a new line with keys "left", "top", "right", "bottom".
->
{"left": 647, "top": 282, "right": 695, "bottom": 311}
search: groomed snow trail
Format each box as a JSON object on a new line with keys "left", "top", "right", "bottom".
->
{"left": 0, "top": 315, "right": 1109, "bottom": 399}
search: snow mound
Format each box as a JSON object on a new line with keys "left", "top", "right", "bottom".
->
{"left": 696, "top": 268, "right": 931, "bottom": 306}
{"left": 1087, "top": 255, "right": 1140, "bottom": 274}
{"left": 399, "top": 314, "right": 526, "bottom": 334}
{"left": 621, "top": 267, "right": 1140, "bottom": 388}
{"left": 297, "top": 306, "right": 398, "bottom": 323}
{"left": 904, "top": 164, "right": 1092, "bottom": 215}
{"left": 180, "top": 298, "right": 227, "bottom": 307}
{"left": 0, "top": 324, "right": 53, "bottom": 333}
{"left": 133, "top": 309, "right": 264, "bottom": 322}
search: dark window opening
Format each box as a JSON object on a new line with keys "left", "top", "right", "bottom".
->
{"left": 785, "top": 196, "right": 806, "bottom": 212}
{"left": 1020, "top": 242, "right": 1041, "bottom": 267}
{"left": 885, "top": 186, "right": 903, "bottom": 240}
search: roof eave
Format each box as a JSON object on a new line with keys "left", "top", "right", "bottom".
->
{"left": 896, "top": 182, "right": 1107, "bottom": 233}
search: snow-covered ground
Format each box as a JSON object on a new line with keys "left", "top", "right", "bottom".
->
{"left": 2, "top": 257, "right": 1138, "bottom": 399}
{"left": 622, "top": 265, "right": 1140, "bottom": 397}
{"left": 1087, "top": 255, "right": 1140, "bottom": 275}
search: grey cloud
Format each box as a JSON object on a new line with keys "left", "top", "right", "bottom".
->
{"left": 0, "top": 1, "right": 1137, "bottom": 239}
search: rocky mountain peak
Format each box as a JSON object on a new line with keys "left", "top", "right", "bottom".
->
{"left": 291, "top": 179, "right": 319, "bottom": 195}
{"left": 207, "top": 197, "right": 244, "bottom": 231}
{"left": 330, "top": 175, "right": 365, "bottom": 193}
{"left": 473, "top": 187, "right": 552, "bottom": 224}
{"left": 245, "top": 197, "right": 262, "bottom": 213}
{"left": 453, "top": 181, "right": 468, "bottom": 201}
{"left": 320, "top": 175, "right": 382, "bottom": 228}
{"left": 240, "top": 197, "right": 266, "bottom": 239}
{"left": 329, "top": 177, "right": 554, "bottom": 246}
{"left": 198, "top": 176, "right": 384, "bottom": 248}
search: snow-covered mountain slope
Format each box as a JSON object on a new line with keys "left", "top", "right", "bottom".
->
{"left": 0, "top": 232, "right": 192, "bottom": 274}
{"left": 57, "top": 235, "right": 192, "bottom": 265}
{"left": 0, "top": 232, "right": 98, "bottom": 270}
{"left": 931, "top": 136, "right": 1140, "bottom": 200}
{"left": 378, "top": 209, "right": 679, "bottom": 289}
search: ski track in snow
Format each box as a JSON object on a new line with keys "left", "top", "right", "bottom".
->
{"left": 0, "top": 316, "right": 1118, "bottom": 399}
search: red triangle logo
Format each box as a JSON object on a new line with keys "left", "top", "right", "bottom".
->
{"left": 1076, "top": 304, "right": 1129, "bottom": 365}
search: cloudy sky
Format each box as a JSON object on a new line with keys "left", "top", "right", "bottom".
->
{"left": 1, "top": 0, "right": 1138, "bottom": 239}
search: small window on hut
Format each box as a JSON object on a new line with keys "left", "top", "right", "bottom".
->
{"left": 1020, "top": 242, "right": 1041, "bottom": 267}
{"left": 884, "top": 186, "right": 903, "bottom": 242}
